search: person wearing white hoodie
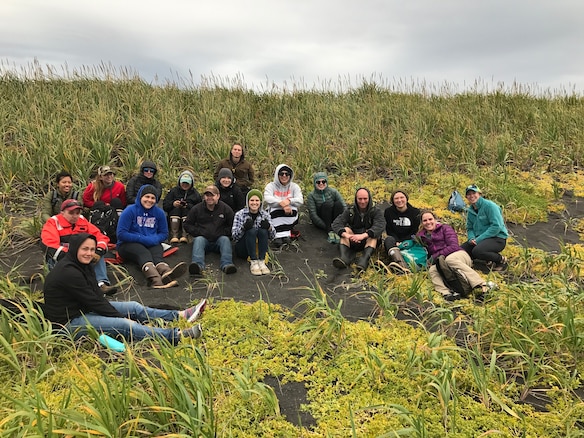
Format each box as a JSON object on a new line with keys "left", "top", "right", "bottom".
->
{"left": 263, "top": 164, "right": 303, "bottom": 246}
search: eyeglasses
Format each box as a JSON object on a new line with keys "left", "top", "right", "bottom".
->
{"left": 316, "top": 180, "right": 326, "bottom": 185}
{"left": 278, "top": 171, "right": 290, "bottom": 177}
{"left": 143, "top": 168, "right": 155, "bottom": 173}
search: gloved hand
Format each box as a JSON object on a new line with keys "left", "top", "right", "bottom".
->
{"left": 243, "top": 217, "right": 254, "bottom": 230}
{"left": 96, "top": 247, "right": 106, "bottom": 257}
{"left": 260, "top": 219, "right": 270, "bottom": 229}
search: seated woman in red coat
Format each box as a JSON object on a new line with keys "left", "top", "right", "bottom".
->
{"left": 82, "top": 165, "right": 127, "bottom": 209}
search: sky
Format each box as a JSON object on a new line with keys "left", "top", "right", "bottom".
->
{"left": 2, "top": 0, "right": 584, "bottom": 94}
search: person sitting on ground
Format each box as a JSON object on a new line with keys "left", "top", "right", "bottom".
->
{"left": 461, "top": 184, "right": 509, "bottom": 271}
{"left": 215, "top": 167, "right": 245, "bottom": 213}
{"left": 232, "top": 189, "right": 276, "bottom": 276}
{"left": 117, "top": 185, "right": 187, "bottom": 289}
{"left": 184, "top": 185, "right": 237, "bottom": 275}
{"left": 162, "top": 170, "right": 201, "bottom": 244}
{"left": 417, "top": 210, "right": 494, "bottom": 301}
{"left": 41, "top": 170, "right": 82, "bottom": 222}
{"left": 125, "top": 160, "right": 163, "bottom": 205}
{"left": 43, "top": 233, "right": 206, "bottom": 344}
{"left": 41, "top": 199, "right": 117, "bottom": 296}
{"left": 383, "top": 190, "right": 421, "bottom": 271}
{"left": 263, "top": 164, "right": 303, "bottom": 247}
{"left": 214, "top": 143, "right": 255, "bottom": 196}
{"left": 306, "top": 172, "right": 346, "bottom": 244}
{"left": 332, "top": 187, "right": 386, "bottom": 273}
{"left": 82, "top": 165, "right": 127, "bottom": 209}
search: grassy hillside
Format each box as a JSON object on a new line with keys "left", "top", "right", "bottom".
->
{"left": 1, "top": 74, "right": 584, "bottom": 437}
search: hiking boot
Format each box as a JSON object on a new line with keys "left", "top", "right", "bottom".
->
{"left": 99, "top": 282, "right": 118, "bottom": 296}
{"left": 250, "top": 260, "right": 262, "bottom": 276}
{"left": 443, "top": 292, "right": 462, "bottom": 302}
{"left": 142, "top": 262, "right": 178, "bottom": 288}
{"left": 184, "top": 299, "right": 207, "bottom": 323}
{"left": 189, "top": 262, "right": 203, "bottom": 276}
{"left": 180, "top": 323, "right": 202, "bottom": 339}
{"left": 156, "top": 262, "right": 188, "bottom": 284}
{"left": 258, "top": 260, "right": 271, "bottom": 275}
{"left": 491, "top": 256, "right": 508, "bottom": 272}
{"left": 222, "top": 264, "right": 237, "bottom": 274}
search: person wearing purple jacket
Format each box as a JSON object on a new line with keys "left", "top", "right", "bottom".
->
{"left": 417, "top": 210, "right": 492, "bottom": 301}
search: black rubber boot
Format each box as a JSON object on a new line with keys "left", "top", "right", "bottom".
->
{"left": 333, "top": 244, "right": 354, "bottom": 269}
{"left": 355, "top": 246, "right": 375, "bottom": 272}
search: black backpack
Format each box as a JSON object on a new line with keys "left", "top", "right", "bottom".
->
{"left": 435, "top": 255, "right": 473, "bottom": 297}
{"left": 89, "top": 201, "right": 119, "bottom": 243}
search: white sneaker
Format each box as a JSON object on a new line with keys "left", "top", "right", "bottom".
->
{"left": 250, "top": 260, "right": 262, "bottom": 276}
{"left": 258, "top": 260, "right": 270, "bottom": 275}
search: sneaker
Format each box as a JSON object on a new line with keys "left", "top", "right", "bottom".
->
{"left": 443, "top": 292, "right": 462, "bottom": 302}
{"left": 99, "top": 283, "right": 118, "bottom": 296}
{"left": 258, "top": 260, "right": 271, "bottom": 275}
{"left": 184, "top": 299, "right": 207, "bottom": 323}
{"left": 250, "top": 260, "right": 262, "bottom": 276}
{"left": 327, "top": 231, "right": 337, "bottom": 243}
{"left": 188, "top": 262, "right": 203, "bottom": 276}
{"left": 181, "top": 323, "right": 202, "bottom": 339}
{"left": 222, "top": 264, "right": 237, "bottom": 274}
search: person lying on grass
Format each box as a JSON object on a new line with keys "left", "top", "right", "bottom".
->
{"left": 43, "top": 233, "right": 206, "bottom": 344}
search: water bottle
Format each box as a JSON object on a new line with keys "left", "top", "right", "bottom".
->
{"left": 98, "top": 334, "right": 126, "bottom": 353}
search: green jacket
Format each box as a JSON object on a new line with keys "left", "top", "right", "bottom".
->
{"left": 466, "top": 196, "right": 508, "bottom": 243}
{"left": 306, "top": 172, "right": 346, "bottom": 229}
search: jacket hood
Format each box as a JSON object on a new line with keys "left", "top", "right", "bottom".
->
{"left": 273, "top": 164, "right": 294, "bottom": 184}
{"left": 136, "top": 184, "right": 159, "bottom": 213}
{"left": 140, "top": 160, "right": 158, "bottom": 175}
{"left": 313, "top": 172, "right": 328, "bottom": 190}
{"left": 66, "top": 233, "right": 96, "bottom": 265}
{"left": 216, "top": 168, "right": 235, "bottom": 187}
{"left": 177, "top": 170, "right": 194, "bottom": 187}
{"left": 354, "top": 187, "right": 373, "bottom": 212}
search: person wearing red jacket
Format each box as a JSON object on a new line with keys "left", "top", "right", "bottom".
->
{"left": 41, "top": 199, "right": 117, "bottom": 295}
{"left": 82, "top": 165, "right": 127, "bottom": 209}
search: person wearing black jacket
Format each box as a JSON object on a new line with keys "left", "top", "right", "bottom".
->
{"left": 43, "top": 233, "right": 204, "bottom": 343}
{"left": 125, "top": 160, "right": 163, "bottom": 205}
{"left": 215, "top": 167, "right": 245, "bottom": 213}
{"left": 331, "top": 187, "right": 386, "bottom": 272}
{"left": 383, "top": 190, "right": 421, "bottom": 251}
{"left": 162, "top": 170, "right": 201, "bottom": 244}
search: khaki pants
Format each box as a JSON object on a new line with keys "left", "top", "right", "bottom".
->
{"left": 429, "top": 250, "right": 485, "bottom": 296}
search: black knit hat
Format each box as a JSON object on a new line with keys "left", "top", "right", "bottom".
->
{"left": 140, "top": 185, "right": 158, "bottom": 200}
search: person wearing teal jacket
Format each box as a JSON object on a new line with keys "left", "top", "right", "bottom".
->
{"left": 306, "top": 172, "right": 346, "bottom": 243}
{"left": 461, "top": 184, "right": 508, "bottom": 271}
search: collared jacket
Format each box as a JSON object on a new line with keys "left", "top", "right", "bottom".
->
{"left": 43, "top": 233, "right": 123, "bottom": 325}
{"left": 231, "top": 194, "right": 276, "bottom": 243}
{"left": 41, "top": 214, "right": 109, "bottom": 263}
{"left": 125, "top": 160, "right": 163, "bottom": 204}
{"left": 331, "top": 187, "right": 385, "bottom": 239}
{"left": 83, "top": 180, "right": 127, "bottom": 208}
{"left": 466, "top": 196, "right": 508, "bottom": 243}
{"left": 116, "top": 185, "right": 169, "bottom": 248}
{"left": 214, "top": 154, "right": 255, "bottom": 190}
{"left": 184, "top": 200, "right": 234, "bottom": 242}
{"left": 417, "top": 222, "right": 462, "bottom": 259}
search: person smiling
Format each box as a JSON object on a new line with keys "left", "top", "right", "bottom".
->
{"left": 125, "top": 160, "right": 163, "bottom": 205}
{"left": 43, "top": 233, "right": 205, "bottom": 344}
{"left": 306, "top": 172, "right": 346, "bottom": 244}
{"left": 41, "top": 170, "right": 82, "bottom": 222}
{"left": 82, "top": 165, "right": 127, "bottom": 209}
{"left": 461, "top": 184, "right": 508, "bottom": 271}
{"left": 383, "top": 190, "right": 421, "bottom": 251}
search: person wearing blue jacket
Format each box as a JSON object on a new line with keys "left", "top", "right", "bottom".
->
{"left": 461, "top": 185, "right": 508, "bottom": 271}
{"left": 117, "top": 185, "right": 187, "bottom": 288}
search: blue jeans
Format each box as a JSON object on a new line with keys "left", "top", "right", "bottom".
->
{"left": 67, "top": 301, "right": 180, "bottom": 344}
{"left": 235, "top": 228, "right": 269, "bottom": 261}
{"left": 47, "top": 255, "right": 109, "bottom": 285}
{"left": 191, "top": 235, "right": 233, "bottom": 269}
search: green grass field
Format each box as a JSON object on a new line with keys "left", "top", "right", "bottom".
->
{"left": 1, "top": 70, "right": 584, "bottom": 437}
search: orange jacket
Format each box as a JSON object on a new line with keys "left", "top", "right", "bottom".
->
{"left": 41, "top": 214, "right": 110, "bottom": 262}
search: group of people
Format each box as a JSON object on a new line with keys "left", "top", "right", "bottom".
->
{"left": 39, "top": 141, "right": 509, "bottom": 346}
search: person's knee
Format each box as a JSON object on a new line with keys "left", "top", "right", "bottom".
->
{"left": 384, "top": 236, "right": 397, "bottom": 249}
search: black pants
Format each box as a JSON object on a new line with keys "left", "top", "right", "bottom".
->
{"left": 118, "top": 242, "right": 164, "bottom": 268}
{"left": 461, "top": 237, "right": 506, "bottom": 263}
{"left": 316, "top": 200, "right": 345, "bottom": 231}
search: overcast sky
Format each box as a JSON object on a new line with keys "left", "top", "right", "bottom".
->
{"left": 2, "top": 0, "right": 584, "bottom": 94}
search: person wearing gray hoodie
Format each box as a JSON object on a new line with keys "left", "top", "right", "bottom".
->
{"left": 162, "top": 170, "right": 201, "bottom": 244}
{"left": 263, "top": 164, "right": 303, "bottom": 246}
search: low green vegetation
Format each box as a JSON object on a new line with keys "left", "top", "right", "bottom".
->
{"left": 1, "top": 68, "right": 584, "bottom": 436}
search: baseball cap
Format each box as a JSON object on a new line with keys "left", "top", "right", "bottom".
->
{"left": 98, "top": 165, "right": 114, "bottom": 176}
{"left": 179, "top": 174, "right": 193, "bottom": 184}
{"left": 61, "top": 199, "right": 83, "bottom": 211}
{"left": 203, "top": 185, "right": 219, "bottom": 196}
{"left": 465, "top": 184, "right": 482, "bottom": 195}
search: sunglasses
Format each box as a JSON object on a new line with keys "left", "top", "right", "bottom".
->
{"left": 143, "top": 168, "right": 155, "bottom": 173}
{"left": 278, "top": 171, "right": 290, "bottom": 176}
{"left": 316, "top": 180, "right": 326, "bottom": 185}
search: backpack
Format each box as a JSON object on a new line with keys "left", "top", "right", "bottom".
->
{"left": 434, "top": 255, "right": 473, "bottom": 297}
{"left": 51, "top": 189, "right": 79, "bottom": 209}
{"left": 89, "top": 202, "right": 119, "bottom": 243}
{"left": 447, "top": 190, "right": 466, "bottom": 213}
